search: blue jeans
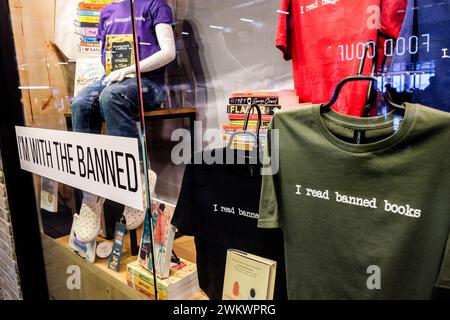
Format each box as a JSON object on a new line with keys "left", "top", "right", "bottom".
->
{"left": 71, "top": 77, "right": 164, "bottom": 155}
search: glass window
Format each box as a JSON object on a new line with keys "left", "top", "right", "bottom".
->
{"left": 2, "top": 0, "right": 450, "bottom": 301}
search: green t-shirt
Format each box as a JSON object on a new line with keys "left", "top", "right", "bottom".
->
{"left": 259, "top": 103, "right": 450, "bottom": 299}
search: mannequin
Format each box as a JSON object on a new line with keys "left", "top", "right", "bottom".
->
{"left": 71, "top": 0, "right": 176, "bottom": 242}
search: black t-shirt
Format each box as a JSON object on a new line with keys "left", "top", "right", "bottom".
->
{"left": 172, "top": 148, "right": 287, "bottom": 300}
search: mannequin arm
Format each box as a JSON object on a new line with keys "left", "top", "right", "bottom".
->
{"left": 103, "top": 23, "right": 176, "bottom": 86}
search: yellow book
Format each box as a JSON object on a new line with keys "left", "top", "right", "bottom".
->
{"left": 78, "top": 15, "right": 100, "bottom": 24}
{"left": 127, "top": 273, "right": 168, "bottom": 300}
{"left": 105, "top": 34, "right": 135, "bottom": 75}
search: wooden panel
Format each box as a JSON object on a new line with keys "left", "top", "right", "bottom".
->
{"left": 41, "top": 233, "right": 204, "bottom": 300}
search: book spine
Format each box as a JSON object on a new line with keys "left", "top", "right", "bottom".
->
{"left": 227, "top": 105, "right": 280, "bottom": 115}
{"left": 80, "top": 41, "right": 101, "bottom": 48}
{"left": 223, "top": 124, "right": 266, "bottom": 131}
{"left": 75, "top": 27, "right": 98, "bottom": 37}
{"left": 127, "top": 264, "right": 169, "bottom": 292}
{"left": 80, "top": 36, "right": 100, "bottom": 43}
{"left": 127, "top": 274, "right": 168, "bottom": 300}
{"left": 77, "top": 9, "right": 101, "bottom": 16}
{"left": 229, "top": 120, "right": 270, "bottom": 126}
{"left": 229, "top": 97, "right": 279, "bottom": 105}
{"left": 74, "top": 20, "right": 99, "bottom": 28}
{"left": 78, "top": 3, "right": 107, "bottom": 12}
{"left": 228, "top": 114, "right": 273, "bottom": 122}
{"left": 78, "top": 15, "right": 100, "bottom": 24}
{"left": 79, "top": 46, "right": 101, "bottom": 54}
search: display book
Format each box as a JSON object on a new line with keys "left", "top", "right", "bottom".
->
{"left": 223, "top": 89, "right": 308, "bottom": 151}
{"left": 127, "top": 258, "right": 200, "bottom": 300}
{"left": 222, "top": 249, "right": 277, "bottom": 300}
{"left": 75, "top": 0, "right": 120, "bottom": 54}
{"left": 137, "top": 198, "right": 176, "bottom": 279}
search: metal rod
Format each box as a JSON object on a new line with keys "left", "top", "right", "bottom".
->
{"left": 129, "top": 0, "right": 159, "bottom": 301}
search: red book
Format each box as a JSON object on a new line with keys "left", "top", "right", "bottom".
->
{"left": 78, "top": 2, "right": 107, "bottom": 12}
{"left": 228, "top": 114, "right": 273, "bottom": 122}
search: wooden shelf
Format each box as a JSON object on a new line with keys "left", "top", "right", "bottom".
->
{"left": 42, "top": 233, "right": 207, "bottom": 300}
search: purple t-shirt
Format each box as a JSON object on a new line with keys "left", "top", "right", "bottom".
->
{"left": 97, "top": 0, "right": 173, "bottom": 87}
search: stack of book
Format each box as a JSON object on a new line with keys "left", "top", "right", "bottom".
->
{"left": 127, "top": 259, "right": 201, "bottom": 300}
{"left": 224, "top": 89, "right": 300, "bottom": 150}
{"left": 75, "top": 0, "right": 117, "bottom": 54}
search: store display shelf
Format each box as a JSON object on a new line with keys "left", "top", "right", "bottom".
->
{"left": 41, "top": 233, "right": 206, "bottom": 300}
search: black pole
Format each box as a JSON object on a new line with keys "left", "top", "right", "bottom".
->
{"left": 129, "top": 0, "right": 159, "bottom": 300}
{"left": 0, "top": 0, "right": 49, "bottom": 300}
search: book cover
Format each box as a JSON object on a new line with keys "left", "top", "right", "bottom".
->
{"left": 40, "top": 177, "right": 58, "bottom": 213}
{"left": 222, "top": 249, "right": 277, "bottom": 300}
{"left": 74, "top": 57, "right": 105, "bottom": 97}
{"left": 105, "top": 34, "right": 135, "bottom": 75}
{"left": 138, "top": 199, "right": 177, "bottom": 279}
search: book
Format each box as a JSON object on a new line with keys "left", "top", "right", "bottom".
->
{"left": 229, "top": 89, "right": 299, "bottom": 105}
{"left": 74, "top": 20, "right": 99, "bottom": 28}
{"left": 79, "top": 46, "right": 101, "bottom": 54}
{"left": 75, "top": 26, "right": 98, "bottom": 37}
{"left": 78, "top": 15, "right": 100, "bottom": 24}
{"left": 105, "top": 34, "right": 135, "bottom": 75}
{"left": 138, "top": 198, "right": 176, "bottom": 279}
{"left": 227, "top": 105, "right": 281, "bottom": 115}
{"left": 223, "top": 124, "right": 267, "bottom": 131}
{"left": 127, "top": 274, "right": 201, "bottom": 300}
{"left": 40, "top": 177, "right": 58, "bottom": 213}
{"left": 77, "top": 9, "right": 102, "bottom": 17}
{"left": 79, "top": 41, "right": 101, "bottom": 48}
{"left": 229, "top": 120, "right": 270, "bottom": 127}
{"left": 222, "top": 249, "right": 277, "bottom": 300}
{"left": 74, "top": 57, "right": 105, "bottom": 96}
{"left": 228, "top": 114, "right": 273, "bottom": 122}
{"left": 230, "top": 89, "right": 297, "bottom": 97}
{"left": 80, "top": 36, "right": 100, "bottom": 43}
{"left": 78, "top": 2, "right": 108, "bottom": 12}
{"left": 127, "top": 259, "right": 199, "bottom": 300}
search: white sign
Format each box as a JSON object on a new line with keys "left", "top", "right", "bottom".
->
{"left": 15, "top": 127, "right": 143, "bottom": 210}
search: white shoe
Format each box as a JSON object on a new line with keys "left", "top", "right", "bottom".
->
{"left": 123, "top": 170, "right": 157, "bottom": 230}
{"left": 74, "top": 193, "right": 105, "bottom": 242}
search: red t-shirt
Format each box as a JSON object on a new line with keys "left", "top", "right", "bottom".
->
{"left": 276, "top": 0, "right": 406, "bottom": 116}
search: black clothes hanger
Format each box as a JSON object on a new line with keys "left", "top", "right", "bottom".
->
{"left": 320, "top": 41, "right": 405, "bottom": 115}
{"left": 226, "top": 104, "right": 262, "bottom": 166}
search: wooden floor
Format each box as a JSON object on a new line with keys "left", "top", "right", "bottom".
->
{"left": 42, "top": 232, "right": 206, "bottom": 300}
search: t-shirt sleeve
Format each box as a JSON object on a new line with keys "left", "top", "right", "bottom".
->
{"left": 96, "top": 10, "right": 106, "bottom": 42}
{"left": 275, "top": 0, "right": 292, "bottom": 61}
{"left": 171, "top": 163, "right": 197, "bottom": 236}
{"left": 258, "top": 120, "right": 281, "bottom": 229}
{"left": 380, "top": 0, "right": 407, "bottom": 38}
{"left": 151, "top": 1, "right": 174, "bottom": 26}
{"left": 436, "top": 232, "right": 450, "bottom": 289}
